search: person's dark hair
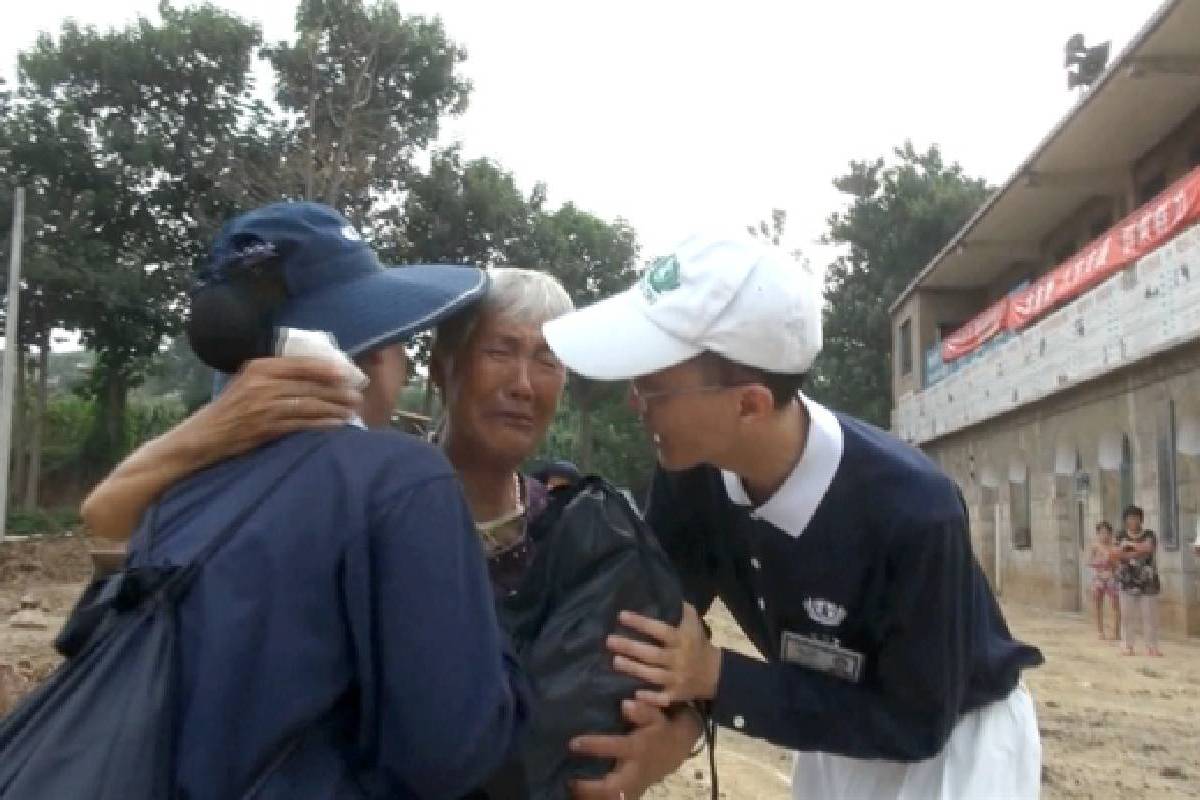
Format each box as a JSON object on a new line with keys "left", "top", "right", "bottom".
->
{"left": 187, "top": 256, "right": 289, "bottom": 374}
{"left": 1122, "top": 504, "right": 1144, "bottom": 522}
{"left": 1096, "top": 521, "right": 1113, "bottom": 534}
{"left": 696, "top": 351, "right": 805, "bottom": 410}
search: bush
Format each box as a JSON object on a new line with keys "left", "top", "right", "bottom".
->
{"left": 29, "top": 392, "right": 187, "bottom": 494}
{"left": 4, "top": 507, "right": 81, "bottom": 537}
{"left": 40, "top": 394, "right": 95, "bottom": 476}
{"left": 124, "top": 395, "right": 187, "bottom": 452}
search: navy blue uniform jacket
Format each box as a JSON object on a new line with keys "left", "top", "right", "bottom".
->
{"left": 126, "top": 428, "right": 528, "bottom": 799}
{"left": 647, "top": 412, "right": 1042, "bottom": 762}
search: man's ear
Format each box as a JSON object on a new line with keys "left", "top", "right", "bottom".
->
{"left": 736, "top": 384, "right": 776, "bottom": 423}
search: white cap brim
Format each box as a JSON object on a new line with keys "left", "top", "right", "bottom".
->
{"left": 543, "top": 288, "right": 702, "bottom": 380}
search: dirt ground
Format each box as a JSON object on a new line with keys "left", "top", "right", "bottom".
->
{"left": 0, "top": 535, "right": 94, "bottom": 709}
{"left": 3, "top": 535, "right": 1198, "bottom": 798}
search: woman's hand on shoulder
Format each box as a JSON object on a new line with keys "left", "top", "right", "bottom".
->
{"left": 191, "top": 357, "right": 362, "bottom": 459}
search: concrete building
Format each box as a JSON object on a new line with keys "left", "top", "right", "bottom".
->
{"left": 889, "top": 0, "right": 1200, "bottom": 637}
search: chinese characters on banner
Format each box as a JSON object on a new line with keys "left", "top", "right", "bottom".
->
{"left": 898, "top": 225, "right": 1200, "bottom": 444}
{"left": 940, "top": 164, "right": 1200, "bottom": 363}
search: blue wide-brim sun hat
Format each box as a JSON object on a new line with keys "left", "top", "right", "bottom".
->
{"left": 205, "top": 201, "right": 488, "bottom": 358}
{"left": 275, "top": 263, "right": 486, "bottom": 358}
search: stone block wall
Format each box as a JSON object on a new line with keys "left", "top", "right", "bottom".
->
{"left": 925, "top": 339, "right": 1200, "bottom": 637}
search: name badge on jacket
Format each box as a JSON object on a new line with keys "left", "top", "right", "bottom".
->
{"left": 781, "top": 631, "right": 865, "bottom": 683}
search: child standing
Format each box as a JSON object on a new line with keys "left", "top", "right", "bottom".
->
{"left": 1087, "top": 522, "right": 1120, "bottom": 640}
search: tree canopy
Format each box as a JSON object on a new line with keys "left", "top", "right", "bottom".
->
{"left": 812, "top": 141, "right": 991, "bottom": 426}
{"left": 1, "top": 0, "right": 644, "bottom": 480}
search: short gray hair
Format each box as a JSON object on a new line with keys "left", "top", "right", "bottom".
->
{"left": 434, "top": 267, "right": 574, "bottom": 371}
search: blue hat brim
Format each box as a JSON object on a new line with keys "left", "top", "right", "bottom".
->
{"left": 274, "top": 264, "right": 487, "bottom": 357}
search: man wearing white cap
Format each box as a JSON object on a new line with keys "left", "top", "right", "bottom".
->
{"left": 546, "top": 235, "right": 1043, "bottom": 799}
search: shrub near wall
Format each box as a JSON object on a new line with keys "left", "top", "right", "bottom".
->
{"left": 23, "top": 393, "right": 188, "bottom": 511}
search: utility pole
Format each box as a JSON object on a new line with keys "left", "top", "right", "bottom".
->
{"left": 0, "top": 187, "right": 26, "bottom": 542}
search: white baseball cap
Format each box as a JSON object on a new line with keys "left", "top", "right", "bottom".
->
{"left": 543, "top": 233, "right": 823, "bottom": 380}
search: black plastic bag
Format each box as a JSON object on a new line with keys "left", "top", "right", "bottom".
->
{"left": 500, "top": 477, "right": 684, "bottom": 800}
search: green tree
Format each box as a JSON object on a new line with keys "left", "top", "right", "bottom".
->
{"left": 815, "top": 141, "right": 991, "bottom": 426}
{"left": 0, "top": 95, "right": 104, "bottom": 503}
{"left": 257, "top": 0, "right": 469, "bottom": 217}
{"left": 381, "top": 147, "right": 536, "bottom": 410}
{"left": 393, "top": 147, "right": 534, "bottom": 267}
{"left": 140, "top": 337, "right": 216, "bottom": 413}
{"left": 15, "top": 3, "right": 265, "bottom": 467}
{"left": 525, "top": 204, "right": 639, "bottom": 304}
{"left": 524, "top": 204, "right": 640, "bottom": 471}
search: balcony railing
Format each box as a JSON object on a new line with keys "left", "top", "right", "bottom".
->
{"left": 895, "top": 223, "right": 1200, "bottom": 444}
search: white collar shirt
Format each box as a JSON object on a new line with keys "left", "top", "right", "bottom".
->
{"left": 720, "top": 394, "right": 844, "bottom": 537}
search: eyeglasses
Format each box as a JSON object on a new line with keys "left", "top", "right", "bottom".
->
{"left": 628, "top": 383, "right": 742, "bottom": 414}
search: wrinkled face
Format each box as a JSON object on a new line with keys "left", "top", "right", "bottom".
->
{"left": 359, "top": 343, "right": 409, "bottom": 428}
{"left": 629, "top": 359, "right": 749, "bottom": 472}
{"left": 441, "top": 311, "right": 566, "bottom": 468}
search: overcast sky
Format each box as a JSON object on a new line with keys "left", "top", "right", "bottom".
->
{"left": 2, "top": 0, "right": 1163, "bottom": 268}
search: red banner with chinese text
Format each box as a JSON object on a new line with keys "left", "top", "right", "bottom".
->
{"left": 940, "top": 299, "right": 1009, "bottom": 362}
{"left": 941, "top": 164, "right": 1200, "bottom": 362}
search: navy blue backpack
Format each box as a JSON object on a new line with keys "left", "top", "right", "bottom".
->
{"left": 0, "top": 438, "right": 323, "bottom": 799}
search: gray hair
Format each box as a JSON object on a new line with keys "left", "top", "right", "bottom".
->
{"left": 434, "top": 267, "right": 574, "bottom": 373}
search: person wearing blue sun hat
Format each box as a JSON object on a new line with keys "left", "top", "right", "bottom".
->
{"left": 108, "top": 201, "right": 528, "bottom": 799}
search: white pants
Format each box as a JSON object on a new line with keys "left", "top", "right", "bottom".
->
{"left": 791, "top": 685, "right": 1041, "bottom": 800}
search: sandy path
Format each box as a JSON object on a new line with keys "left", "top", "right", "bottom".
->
{"left": 1012, "top": 603, "right": 1200, "bottom": 799}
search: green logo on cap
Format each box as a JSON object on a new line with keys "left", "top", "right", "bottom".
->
{"left": 640, "top": 255, "right": 680, "bottom": 304}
